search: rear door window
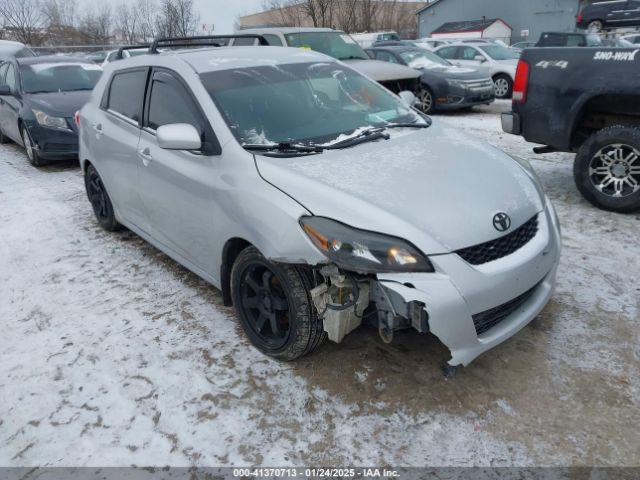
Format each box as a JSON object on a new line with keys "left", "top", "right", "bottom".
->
{"left": 106, "top": 69, "right": 148, "bottom": 122}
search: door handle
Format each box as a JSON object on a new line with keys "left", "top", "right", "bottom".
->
{"left": 138, "top": 147, "right": 153, "bottom": 165}
{"left": 93, "top": 123, "right": 103, "bottom": 134}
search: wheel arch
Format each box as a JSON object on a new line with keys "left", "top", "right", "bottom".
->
{"left": 220, "top": 237, "right": 253, "bottom": 306}
{"left": 570, "top": 94, "right": 640, "bottom": 150}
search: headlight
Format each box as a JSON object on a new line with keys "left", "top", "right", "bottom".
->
{"left": 300, "top": 216, "right": 434, "bottom": 274}
{"left": 32, "top": 110, "right": 70, "bottom": 130}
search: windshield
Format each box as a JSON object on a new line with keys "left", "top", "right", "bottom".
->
{"left": 201, "top": 62, "right": 423, "bottom": 147}
{"left": 285, "top": 32, "right": 369, "bottom": 60}
{"left": 398, "top": 49, "right": 451, "bottom": 68}
{"left": 20, "top": 63, "right": 102, "bottom": 93}
{"left": 478, "top": 45, "right": 520, "bottom": 60}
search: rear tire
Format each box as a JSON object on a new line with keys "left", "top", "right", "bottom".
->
{"left": 22, "top": 125, "right": 47, "bottom": 167}
{"left": 230, "top": 246, "right": 325, "bottom": 360}
{"left": 84, "top": 164, "right": 123, "bottom": 231}
{"left": 493, "top": 74, "right": 513, "bottom": 99}
{"left": 573, "top": 125, "right": 640, "bottom": 213}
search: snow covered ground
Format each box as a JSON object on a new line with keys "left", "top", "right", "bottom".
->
{"left": 1, "top": 100, "right": 639, "bottom": 467}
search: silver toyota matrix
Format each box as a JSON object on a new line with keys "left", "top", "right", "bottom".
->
{"left": 79, "top": 36, "right": 561, "bottom": 368}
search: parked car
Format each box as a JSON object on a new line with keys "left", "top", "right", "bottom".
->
{"left": 434, "top": 43, "right": 519, "bottom": 98}
{"left": 0, "top": 56, "right": 102, "bottom": 166}
{"left": 366, "top": 46, "right": 494, "bottom": 113}
{"left": 414, "top": 38, "right": 453, "bottom": 50}
{"left": 102, "top": 46, "right": 149, "bottom": 66}
{"left": 502, "top": 46, "right": 640, "bottom": 212}
{"left": 535, "top": 32, "right": 604, "bottom": 47}
{"left": 510, "top": 41, "right": 536, "bottom": 50}
{"left": 233, "top": 28, "right": 421, "bottom": 95}
{"left": 350, "top": 31, "right": 400, "bottom": 48}
{"left": 79, "top": 35, "right": 561, "bottom": 368}
{"left": 85, "top": 50, "right": 109, "bottom": 64}
{"left": 0, "top": 40, "right": 35, "bottom": 61}
{"left": 577, "top": 0, "right": 640, "bottom": 32}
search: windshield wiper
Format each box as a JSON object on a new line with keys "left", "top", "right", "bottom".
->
{"left": 338, "top": 56, "right": 367, "bottom": 61}
{"left": 382, "top": 122, "right": 430, "bottom": 129}
{"left": 324, "top": 127, "right": 390, "bottom": 150}
{"left": 242, "top": 142, "right": 324, "bottom": 154}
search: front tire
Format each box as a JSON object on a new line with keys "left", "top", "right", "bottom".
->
{"left": 230, "top": 246, "right": 325, "bottom": 360}
{"left": 0, "top": 127, "right": 10, "bottom": 144}
{"left": 493, "top": 74, "right": 513, "bottom": 99}
{"left": 416, "top": 86, "right": 435, "bottom": 114}
{"left": 84, "top": 164, "right": 123, "bottom": 230}
{"left": 573, "top": 125, "right": 640, "bottom": 213}
{"left": 22, "top": 125, "right": 47, "bottom": 166}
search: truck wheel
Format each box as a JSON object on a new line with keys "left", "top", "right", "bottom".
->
{"left": 574, "top": 125, "right": 640, "bottom": 213}
{"left": 493, "top": 74, "right": 513, "bottom": 99}
{"left": 84, "top": 164, "right": 123, "bottom": 231}
{"left": 587, "top": 20, "right": 603, "bottom": 32}
{"left": 416, "top": 86, "right": 435, "bottom": 114}
{"left": 230, "top": 246, "right": 325, "bottom": 361}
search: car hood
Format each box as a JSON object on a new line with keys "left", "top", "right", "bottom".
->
{"left": 341, "top": 58, "right": 421, "bottom": 81}
{"left": 255, "top": 123, "right": 544, "bottom": 254}
{"left": 25, "top": 91, "right": 92, "bottom": 118}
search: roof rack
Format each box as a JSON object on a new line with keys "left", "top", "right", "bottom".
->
{"left": 148, "top": 35, "right": 269, "bottom": 54}
{"left": 115, "top": 44, "right": 150, "bottom": 60}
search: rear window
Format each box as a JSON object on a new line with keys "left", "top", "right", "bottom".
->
{"left": 106, "top": 69, "right": 148, "bottom": 121}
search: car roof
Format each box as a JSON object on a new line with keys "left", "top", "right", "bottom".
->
{"left": 16, "top": 55, "right": 95, "bottom": 66}
{"left": 157, "top": 45, "right": 337, "bottom": 74}
{"left": 239, "top": 27, "right": 339, "bottom": 34}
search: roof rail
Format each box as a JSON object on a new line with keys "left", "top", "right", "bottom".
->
{"left": 116, "top": 44, "right": 150, "bottom": 60}
{"left": 148, "top": 35, "right": 269, "bottom": 54}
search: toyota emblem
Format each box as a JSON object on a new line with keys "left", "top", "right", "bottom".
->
{"left": 493, "top": 212, "right": 511, "bottom": 232}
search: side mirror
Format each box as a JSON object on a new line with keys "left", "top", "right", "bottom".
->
{"left": 0, "top": 84, "right": 12, "bottom": 96}
{"left": 398, "top": 90, "right": 417, "bottom": 107}
{"left": 474, "top": 55, "right": 486, "bottom": 63}
{"left": 157, "top": 123, "right": 202, "bottom": 151}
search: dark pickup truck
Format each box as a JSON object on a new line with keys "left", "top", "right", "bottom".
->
{"left": 502, "top": 47, "right": 640, "bottom": 212}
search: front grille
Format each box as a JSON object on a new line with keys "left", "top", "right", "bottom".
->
{"left": 462, "top": 79, "right": 494, "bottom": 91}
{"left": 472, "top": 283, "right": 539, "bottom": 336}
{"left": 456, "top": 215, "right": 539, "bottom": 265}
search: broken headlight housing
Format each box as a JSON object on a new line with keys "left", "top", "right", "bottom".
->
{"left": 300, "top": 216, "right": 434, "bottom": 274}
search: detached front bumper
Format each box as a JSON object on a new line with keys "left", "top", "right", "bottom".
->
{"left": 24, "top": 122, "right": 79, "bottom": 161}
{"left": 373, "top": 201, "right": 561, "bottom": 367}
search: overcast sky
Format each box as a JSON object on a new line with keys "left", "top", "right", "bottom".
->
{"left": 192, "top": 0, "right": 266, "bottom": 34}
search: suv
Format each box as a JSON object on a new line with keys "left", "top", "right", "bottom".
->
{"left": 232, "top": 28, "right": 421, "bottom": 95}
{"left": 79, "top": 35, "right": 560, "bottom": 368}
{"left": 577, "top": 0, "right": 640, "bottom": 32}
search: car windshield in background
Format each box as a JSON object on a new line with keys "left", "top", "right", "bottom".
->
{"left": 20, "top": 63, "right": 102, "bottom": 93}
{"left": 399, "top": 49, "right": 451, "bottom": 68}
{"left": 479, "top": 45, "right": 520, "bottom": 60}
{"left": 201, "top": 62, "right": 423, "bottom": 147}
{"left": 285, "top": 32, "right": 369, "bottom": 60}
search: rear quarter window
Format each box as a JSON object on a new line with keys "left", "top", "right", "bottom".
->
{"left": 105, "top": 69, "right": 148, "bottom": 122}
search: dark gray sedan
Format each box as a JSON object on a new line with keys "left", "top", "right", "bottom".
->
{"left": 366, "top": 46, "right": 494, "bottom": 114}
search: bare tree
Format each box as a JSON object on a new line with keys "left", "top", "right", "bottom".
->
{"left": 79, "top": 3, "right": 112, "bottom": 45}
{"left": 136, "top": 0, "right": 157, "bottom": 41}
{"left": 40, "top": 0, "right": 79, "bottom": 45}
{"left": 155, "top": 0, "right": 198, "bottom": 37}
{"left": 0, "top": 0, "right": 44, "bottom": 44}
{"left": 115, "top": 1, "right": 140, "bottom": 44}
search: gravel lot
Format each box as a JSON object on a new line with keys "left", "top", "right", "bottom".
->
{"left": 1, "top": 100, "right": 638, "bottom": 467}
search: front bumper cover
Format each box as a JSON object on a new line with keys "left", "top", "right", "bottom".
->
{"left": 372, "top": 201, "right": 561, "bottom": 367}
